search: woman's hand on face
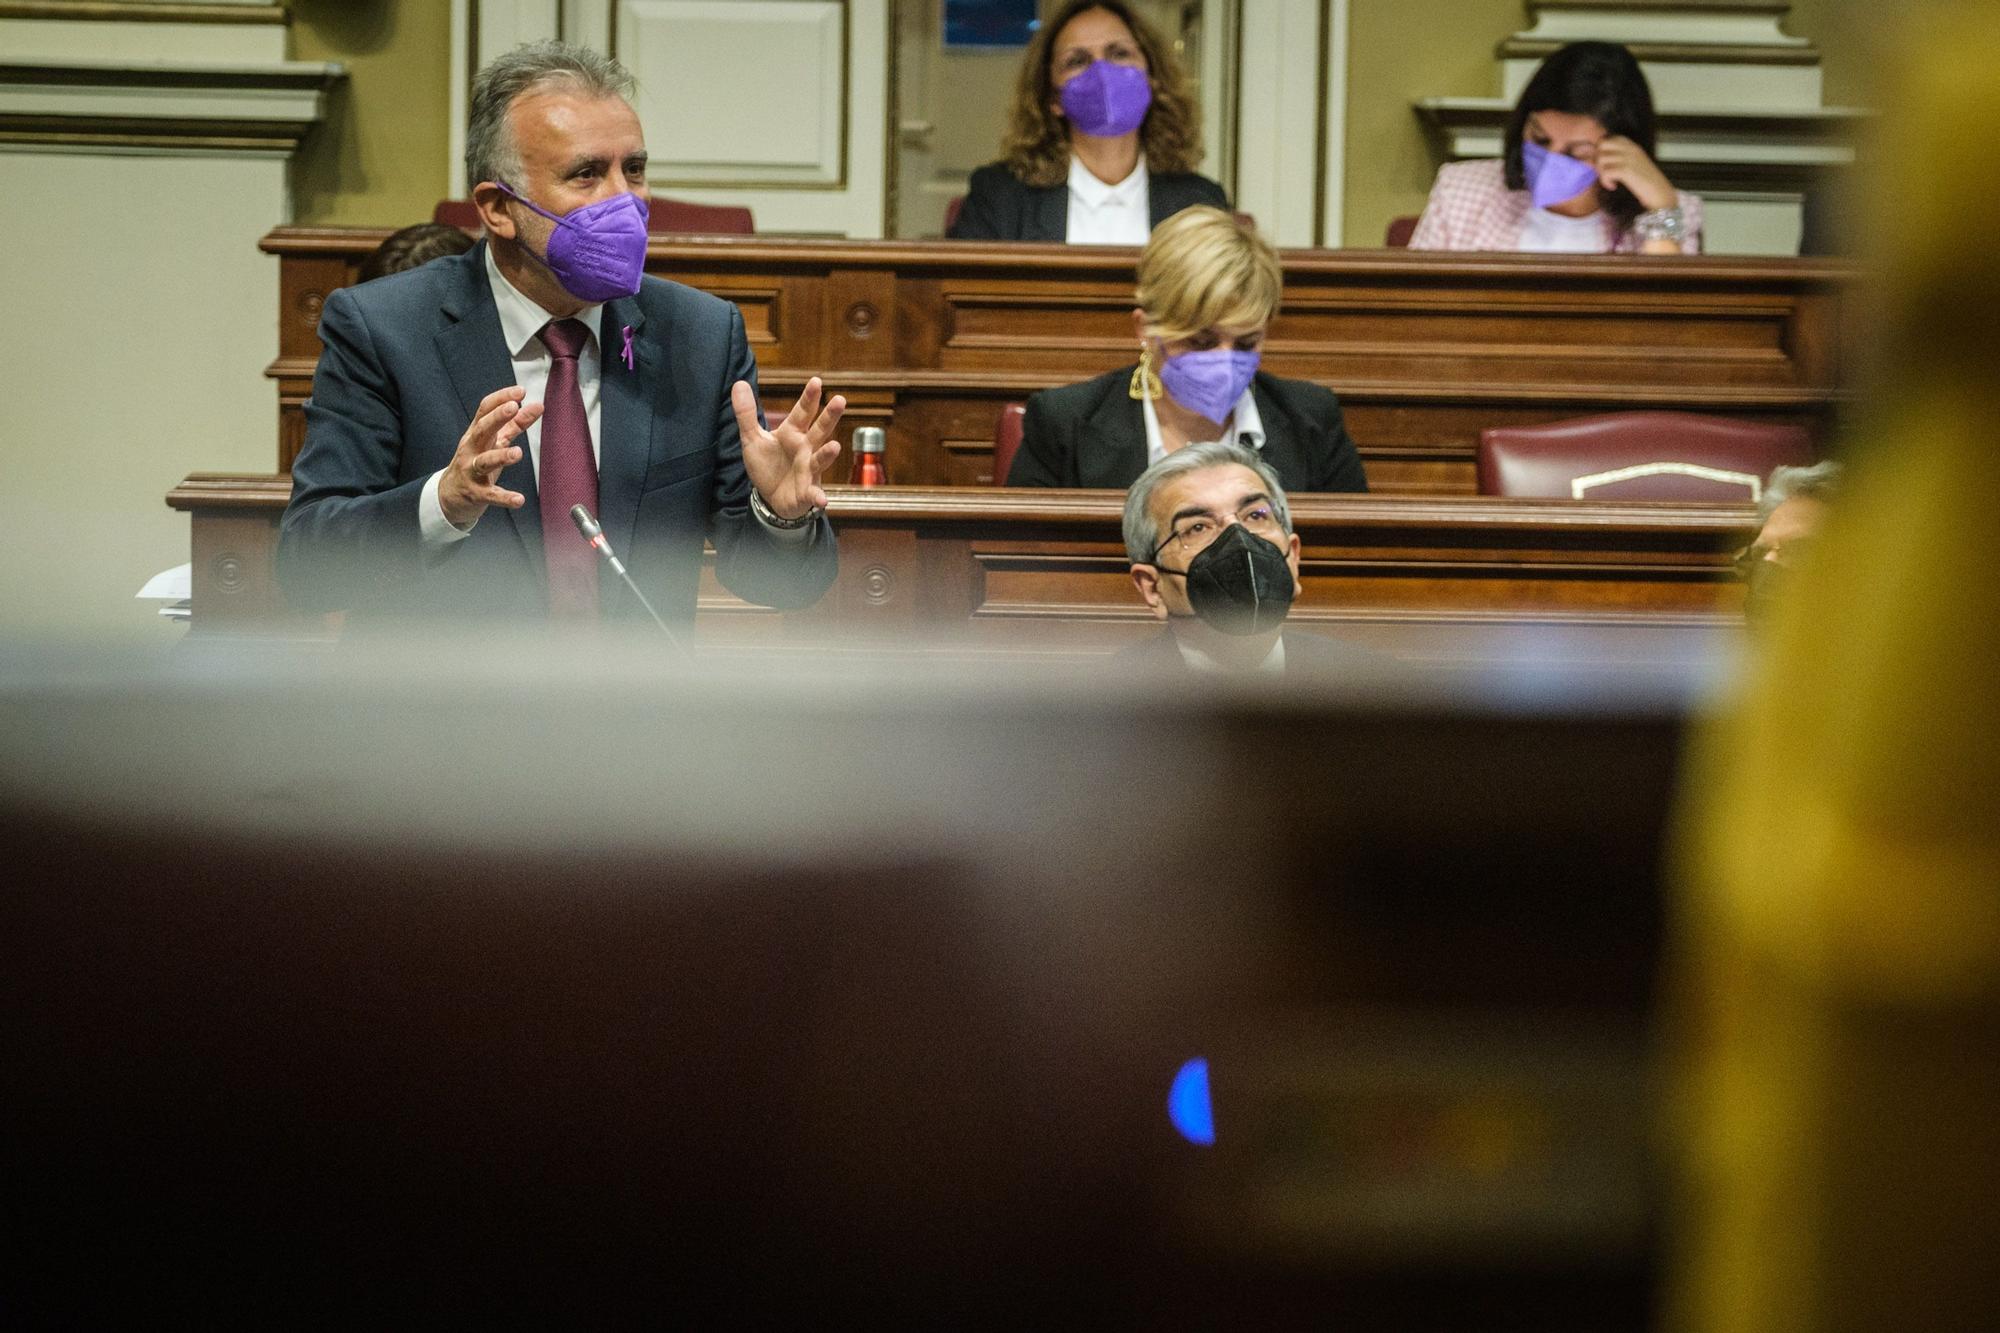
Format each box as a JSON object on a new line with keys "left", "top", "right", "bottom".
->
{"left": 1593, "top": 136, "right": 1677, "bottom": 212}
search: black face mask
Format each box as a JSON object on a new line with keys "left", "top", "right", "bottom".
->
{"left": 1742, "top": 559, "right": 1792, "bottom": 627}
{"left": 1154, "top": 522, "right": 1296, "bottom": 636}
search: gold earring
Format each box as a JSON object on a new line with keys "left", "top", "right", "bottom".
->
{"left": 1128, "top": 344, "right": 1162, "bottom": 400}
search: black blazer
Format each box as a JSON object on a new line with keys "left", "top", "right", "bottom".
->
{"left": 1007, "top": 367, "right": 1368, "bottom": 493}
{"left": 947, "top": 161, "right": 1229, "bottom": 242}
{"left": 279, "top": 244, "right": 836, "bottom": 628}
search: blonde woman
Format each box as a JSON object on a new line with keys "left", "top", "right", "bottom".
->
{"left": 948, "top": 0, "right": 1227, "bottom": 244}
{"left": 1008, "top": 207, "right": 1366, "bottom": 491}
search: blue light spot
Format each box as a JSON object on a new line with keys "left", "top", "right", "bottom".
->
{"left": 1168, "top": 1057, "right": 1215, "bottom": 1146}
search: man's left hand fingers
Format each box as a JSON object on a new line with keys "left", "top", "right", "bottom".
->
{"left": 804, "top": 395, "right": 847, "bottom": 448}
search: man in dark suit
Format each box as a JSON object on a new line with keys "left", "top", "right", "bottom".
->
{"left": 280, "top": 42, "right": 840, "bottom": 629}
{"left": 1119, "top": 440, "right": 1375, "bottom": 675}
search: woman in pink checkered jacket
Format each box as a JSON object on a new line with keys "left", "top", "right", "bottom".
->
{"left": 1410, "top": 41, "right": 1702, "bottom": 256}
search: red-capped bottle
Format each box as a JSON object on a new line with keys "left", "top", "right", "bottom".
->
{"left": 852, "top": 426, "right": 887, "bottom": 486}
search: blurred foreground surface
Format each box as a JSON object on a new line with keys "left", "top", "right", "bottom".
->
{"left": 3, "top": 634, "right": 1693, "bottom": 1326}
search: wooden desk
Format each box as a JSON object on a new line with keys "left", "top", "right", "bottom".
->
{"left": 261, "top": 230, "right": 1856, "bottom": 494}
{"left": 169, "top": 477, "right": 1752, "bottom": 664}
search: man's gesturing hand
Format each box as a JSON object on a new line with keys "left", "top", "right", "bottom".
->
{"left": 733, "top": 376, "right": 845, "bottom": 521}
{"left": 439, "top": 386, "right": 542, "bottom": 530}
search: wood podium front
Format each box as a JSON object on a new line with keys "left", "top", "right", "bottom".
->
{"left": 260, "top": 230, "right": 1855, "bottom": 494}
{"left": 169, "top": 478, "right": 1752, "bottom": 664}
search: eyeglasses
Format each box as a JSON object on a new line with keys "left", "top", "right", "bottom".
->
{"left": 1150, "top": 502, "right": 1285, "bottom": 563}
{"left": 1731, "top": 537, "right": 1817, "bottom": 579}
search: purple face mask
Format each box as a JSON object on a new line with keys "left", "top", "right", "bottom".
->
{"left": 1058, "top": 60, "right": 1152, "bottom": 139}
{"left": 1522, "top": 141, "right": 1601, "bottom": 210}
{"left": 498, "top": 183, "right": 650, "bottom": 303}
{"left": 1159, "top": 347, "right": 1260, "bottom": 425}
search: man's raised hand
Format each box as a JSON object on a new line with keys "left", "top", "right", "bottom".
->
{"left": 733, "top": 376, "right": 845, "bottom": 521}
{"left": 439, "top": 386, "right": 542, "bottom": 529}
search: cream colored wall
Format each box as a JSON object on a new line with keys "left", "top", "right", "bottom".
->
{"left": 1338, "top": 0, "right": 1872, "bottom": 249}
{"left": 1340, "top": 0, "right": 1525, "bottom": 247}
{"left": 289, "top": 0, "right": 453, "bottom": 226}
{"left": 0, "top": 154, "right": 284, "bottom": 642}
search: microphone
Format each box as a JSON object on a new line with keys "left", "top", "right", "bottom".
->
{"left": 570, "top": 504, "right": 688, "bottom": 655}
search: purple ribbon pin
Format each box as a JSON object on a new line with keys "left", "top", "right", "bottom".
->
{"left": 620, "top": 325, "right": 635, "bottom": 371}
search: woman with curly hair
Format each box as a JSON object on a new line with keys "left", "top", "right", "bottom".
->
{"left": 948, "top": 0, "right": 1228, "bottom": 244}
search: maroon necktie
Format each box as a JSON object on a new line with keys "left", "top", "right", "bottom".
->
{"left": 537, "top": 318, "right": 598, "bottom": 616}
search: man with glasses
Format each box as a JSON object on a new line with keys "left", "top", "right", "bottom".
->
{"left": 1121, "top": 441, "right": 1369, "bottom": 674}
{"left": 1739, "top": 460, "right": 1842, "bottom": 623}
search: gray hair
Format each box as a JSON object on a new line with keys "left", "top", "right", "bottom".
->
{"left": 1122, "top": 441, "right": 1293, "bottom": 565}
{"left": 1757, "top": 459, "right": 1843, "bottom": 525}
{"left": 464, "top": 41, "right": 636, "bottom": 190}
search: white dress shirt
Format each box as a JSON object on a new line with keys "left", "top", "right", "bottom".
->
{"left": 1065, "top": 154, "right": 1151, "bottom": 246}
{"left": 1175, "top": 634, "right": 1287, "bottom": 674}
{"left": 1141, "top": 382, "right": 1266, "bottom": 465}
{"left": 1517, "top": 206, "right": 1610, "bottom": 254}
{"left": 419, "top": 247, "right": 604, "bottom": 545}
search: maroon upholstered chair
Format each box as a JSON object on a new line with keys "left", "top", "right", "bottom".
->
{"left": 992, "top": 402, "right": 1027, "bottom": 484}
{"left": 1477, "top": 412, "right": 1814, "bottom": 502}
{"left": 431, "top": 196, "right": 755, "bottom": 234}
{"left": 1385, "top": 215, "right": 1420, "bottom": 247}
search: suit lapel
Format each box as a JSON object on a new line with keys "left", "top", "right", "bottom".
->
{"left": 1248, "top": 377, "right": 1300, "bottom": 481}
{"left": 434, "top": 247, "right": 543, "bottom": 574}
{"left": 1148, "top": 175, "right": 1177, "bottom": 228}
{"left": 595, "top": 295, "right": 656, "bottom": 569}
{"left": 1084, "top": 378, "right": 1150, "bottom": 487}
{"left": 1032, "top": 182, "right": 1068, "bottom": 242}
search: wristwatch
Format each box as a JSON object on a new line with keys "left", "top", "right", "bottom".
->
{"left": 1633, "top": 207, "right": 1687, "bottom": 246}
{"left": 749, "top": 487, "right": 820, "bottom": 530}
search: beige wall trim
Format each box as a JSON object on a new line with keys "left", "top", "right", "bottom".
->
{"left": 0, "top": 117, "right": 308, "bottom": 152}
{"left": 1536, "top": 1, "right": 1792, "bottom": 13}
{"left": 1502, "top": 37, "right": 1819, "bottom": 64}
{"left": 0, "top": 62, "right": 340, "bottom": 93}
{"left": 0, "top": 2, "right": 285, "bottom": 21}
{"left": 1419, "top": 99, "right": 1867, "bottom": 145}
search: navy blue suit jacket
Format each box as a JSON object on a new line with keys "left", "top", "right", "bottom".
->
{"left": 278, "top": 244, "right": 835, "bottom": 626}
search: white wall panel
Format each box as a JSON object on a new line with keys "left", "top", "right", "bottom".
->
{"left": 621, "top": 0, "right": 845, "bottom": 184}
{"left": 1233, "top": 0, "right": 1327, "bottom": 247}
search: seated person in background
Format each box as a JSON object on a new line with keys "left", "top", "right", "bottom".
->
{"left": 1009, "top": 206, "right": 1367, "bottom": 492}
{"left": 1410, "top": 41, "right": 1702, "bottom": 255}
{"left": 1121, "top": 441, "right": 1369, "bottom": 675}
{"left": 358, "top": 222, "right": 476, "bottom": 283}
{"left": 1739, "top": 459, "right": 1842, "bottom": 621}
{"left": 947, "top": 0, "right": 1226, "bottom": 243}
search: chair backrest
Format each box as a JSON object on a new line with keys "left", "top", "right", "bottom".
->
{"left": 430, "top": 196, "right": 754, "bottom": 235}
{"left": 1385, "top": 215, "right": 1420, "bottom": 248}
{"left": 992, "top": 402, "right": 1027, "bottom": 484}
{"left": 1477, "top": 412, "right": 1815, "bottom": 501}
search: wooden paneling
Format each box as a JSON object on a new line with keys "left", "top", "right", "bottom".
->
{"left": 259, "top": 230, "right": 1857, "bottom": 488}
{"left": 169, "top": 476, "right": 1753, "bottom": 665}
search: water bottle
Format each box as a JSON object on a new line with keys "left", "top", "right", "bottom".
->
{"left": 852, "top": 426, "right": 887, "bottom": 486}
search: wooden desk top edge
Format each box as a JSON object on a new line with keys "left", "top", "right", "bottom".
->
{"left": 258, "top": 227, "right": 1862, "bottom": 285}
{"left": 170, "top": 474, "right": 1754, "bottom": 534}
